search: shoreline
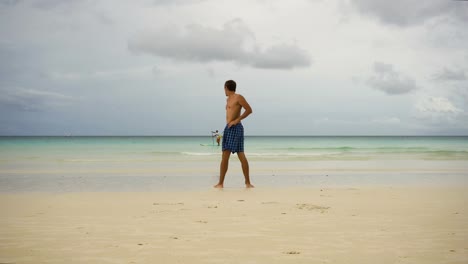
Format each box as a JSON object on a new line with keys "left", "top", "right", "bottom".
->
{"left": 1, "top": 170, "right": 467, "bottom": 193}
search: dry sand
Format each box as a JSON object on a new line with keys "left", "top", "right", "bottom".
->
{"left": 1, "top": 186, "right": 467, "bottom": 264}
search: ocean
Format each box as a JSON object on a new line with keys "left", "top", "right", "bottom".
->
{"left": 1, "top": 136, "right": 467, "bottom": 192}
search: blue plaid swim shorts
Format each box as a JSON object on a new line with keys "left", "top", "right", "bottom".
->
{"left": 222, "top": 123, "right": 244, "bottom": 154}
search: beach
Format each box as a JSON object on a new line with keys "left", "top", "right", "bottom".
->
{"left": 1, "top": 187, "right": 468, "bottom": 263}
{"left": 2, "top": 0, "right": 468, "bottom": 261}
{"left": 1, "top": 136, "right": 468, "bottom": 263}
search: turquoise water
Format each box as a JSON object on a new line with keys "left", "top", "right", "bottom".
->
{"left": 1, "top": 136, "right": 467, "bottom": 191}
{"left": 1, "top": 136, "right": 468, "bottom": 160}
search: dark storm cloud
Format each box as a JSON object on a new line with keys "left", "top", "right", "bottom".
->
{"left": 366, "top": 62, "right": 418, "bottom": 95}
{"left": 128, "top": 19, "right": 312, "bottom": 70}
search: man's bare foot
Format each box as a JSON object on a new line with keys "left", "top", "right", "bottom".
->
{"left": 245, "top": 183, "right": 255, "bottom": 188}
{"left": 214, "top": 184, "right": 224, "bottom": 188}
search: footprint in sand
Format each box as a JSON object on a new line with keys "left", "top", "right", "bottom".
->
{"left": 296, "top": 203, "right": 330, "bottom": 213}
{"left": 283, "top": 251, "right": 301, "bottom": 255}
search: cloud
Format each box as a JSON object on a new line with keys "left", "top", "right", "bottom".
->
{"left": 433, "top": 67, "right": 467, "bottom": 81}
{"left": 346, "top": 0, "right": 468, "bottom": 27}
{"left": 366, "top": 62, "right": 418, "bottom": 95}
{"left": 152, "top": 0, "right": 207, "bottom": 6}
{"left": 415, "top": 96, "right": 462, "bottom": 114}
{"left": 128, "top": 19, "right": 311, "bottom": 70}
{"left": 0, "top": 42, "right": 49, "bottom": 89}
{"left": 412, "top": 96, "right": 467, "bottom": 132}
{"left": 0, "top": 0, "right": 21, "bottom": 6}
{"left": 0, "top": 87, "right": 77, "bottom": 112}
{"left": 0, "top": 0, "right": 91, "bottom": 11}
{"left": 250, "top": 44, "right": 310, "bottom": 69}
{"left": 30, "top": 0, "right": 88, "bottom": 10}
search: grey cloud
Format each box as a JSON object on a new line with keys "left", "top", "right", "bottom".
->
{"left": 0, "top": 42, "right": 47, "bottom": 85}
{"left": 0, "top": 0, "right": 91, "bottom": 10}
{"left": 128, "top": 19, "right": 311, "bottom": 70}
{"left": 129, "top": 21, "right": 252, "bottom": 62}
{"left": 0, "top": 87, "right": 77, "bottom": 112}
{"left": 366, "top": 62, "right": 418, "bottom": 95}
{"left": 251, "top": 44, "right": 311, "bottom": 69}
{"left": 153, "top": 0, "right": 207, "bottom": 6}
{"left": 433, "top": 67, "right": 467, "bottom": 81}
{"left": 0, "top": 0, "right": 21, "bottom": 6}
{"left": 453, "top": 86, "right": 468, "bottom": 110}
{"left": 348, "top": 0, "right": 468, "bottom": 26}
{"left": 30, "top": 0, "right": 88, "bottom": 10}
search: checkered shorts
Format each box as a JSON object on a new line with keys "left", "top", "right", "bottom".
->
{"left": 222, "top": 123, "right": 244, "bottom": 153}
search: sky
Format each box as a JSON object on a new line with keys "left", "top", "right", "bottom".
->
{"left": 0, "top": 0, "right": 467, "bottom": 136}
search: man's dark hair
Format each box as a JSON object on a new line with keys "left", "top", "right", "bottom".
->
{"left": 225, "top": 80, "right": 236, "bottom": 92}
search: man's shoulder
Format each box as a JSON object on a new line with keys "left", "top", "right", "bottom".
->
{"left": 235, "top": 93, "right": 245, "bottom": 100}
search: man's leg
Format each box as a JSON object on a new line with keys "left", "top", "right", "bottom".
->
{"left": 214, "top": 150, "right": 231, "bottom": 188}
{"left": 237, "top": 152, "right": 254, "bottom": 188}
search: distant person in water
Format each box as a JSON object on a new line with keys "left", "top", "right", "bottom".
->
{"left": 212, "top": 130, "right": 221, "bottom": 146}
{"left": 214, "top": 80, "right": 254, "bottom": 188}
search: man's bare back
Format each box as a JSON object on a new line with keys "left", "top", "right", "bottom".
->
{"left": 225, "top": 93, "right": 252, "bottom": 128}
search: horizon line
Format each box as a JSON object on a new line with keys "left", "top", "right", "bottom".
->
{"left": 1, "top": 135, "right": 467, "bottom": 137}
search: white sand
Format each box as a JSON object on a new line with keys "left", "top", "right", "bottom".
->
{"left": 1, "top": 186, "right": 467, "bottom": 263}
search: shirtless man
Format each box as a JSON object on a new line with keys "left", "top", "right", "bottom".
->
{"left": 214, "top": 80, "right": 254, "bottom": 188}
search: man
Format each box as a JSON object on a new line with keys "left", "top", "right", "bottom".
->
{"left": 214, "top": 80, "right": 254, "bottom": 188}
